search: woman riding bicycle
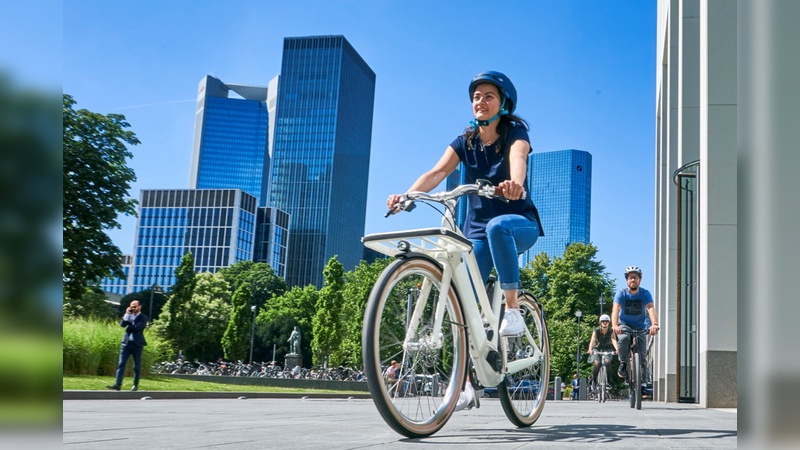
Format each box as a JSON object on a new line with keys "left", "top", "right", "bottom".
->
{"left": 587, "top": 313, "right": 618, "bottom": 390}
{"left": 387, "top": 71, "right": 544, "bottom": 337}
{"left": 612, "top": 266, "right": 660, "bottom": 379}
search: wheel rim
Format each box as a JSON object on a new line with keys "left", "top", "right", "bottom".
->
{"left": 498, "top": 294, "right": 549, "bottom": 426}
{"left": 363, "top": 258, "right": 467, "bottom": 437}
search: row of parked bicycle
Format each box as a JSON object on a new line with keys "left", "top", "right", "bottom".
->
{"left": 150, "top": 359, "right": 367, "bottom": 381}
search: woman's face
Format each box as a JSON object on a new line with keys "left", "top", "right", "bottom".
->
{"left": 472, "top": 83, "right": 502, "bottom": 121}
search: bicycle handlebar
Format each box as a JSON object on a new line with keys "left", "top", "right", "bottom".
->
{"left": 385, "top": 180, "right": 527, "bottom": 217}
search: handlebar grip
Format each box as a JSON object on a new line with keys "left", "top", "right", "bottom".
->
{"left": 492, "top": 187, "right": 527, "bottom": 201}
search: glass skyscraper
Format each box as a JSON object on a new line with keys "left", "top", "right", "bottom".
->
{"left": 269, "top": 35, "right": 376, "bottom": 287}
{"left": 100, "top": 255, "right": 133, "bottom": 295}
{"left": 190, "top": 75, "right": 271, "bottom": 206}
{"left": 128, "top": 189, "right": 258, "bottom": 292}
{"left": 521, "top": 149, "right": 592, "bottom": 265}
{"left": 255, "top": 207, "right": 290, "bottom": 279}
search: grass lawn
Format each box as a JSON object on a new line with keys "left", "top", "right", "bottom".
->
{"left": 63, "top": 375, "right": 364, "bottom": 395}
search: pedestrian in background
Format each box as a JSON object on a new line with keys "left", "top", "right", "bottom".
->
{"left": 107, "top": 300, "right": 149, "bottom": 391}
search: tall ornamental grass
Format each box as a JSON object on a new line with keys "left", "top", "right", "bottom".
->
{"left": 63, "top": 318, "right": 170, "bottom": 376}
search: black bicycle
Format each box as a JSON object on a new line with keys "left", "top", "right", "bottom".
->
{"left": 623, "top": 328, "right": 651, "bottom": 410}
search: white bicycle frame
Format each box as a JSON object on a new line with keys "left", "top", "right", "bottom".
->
{"left": 363, "top": 185, "right": 544, "bottom": 390}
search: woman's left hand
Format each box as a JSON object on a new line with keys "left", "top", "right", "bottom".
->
{"left": 498, "top": 180, "right": 524, "bottom": 200}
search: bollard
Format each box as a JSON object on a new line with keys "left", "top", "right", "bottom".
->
{"left": 579, "top": 377, "right": 587, "bottom": 400}
{"left": 554, "top": 376, "right": 562, "bottom": 401}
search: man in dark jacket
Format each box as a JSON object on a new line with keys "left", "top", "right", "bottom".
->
{"left": 107, "top": 300, "right": 148, "bottom": 391}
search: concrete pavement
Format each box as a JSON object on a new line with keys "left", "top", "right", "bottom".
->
{"left": 63, "top": 396, "right": 736, "bottom": 449}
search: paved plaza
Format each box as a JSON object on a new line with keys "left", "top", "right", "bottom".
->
{"left": 63, "top": 395, "right": 736, "bottom": 449}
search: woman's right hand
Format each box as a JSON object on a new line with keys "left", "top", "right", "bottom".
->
{"left": 387, "top": 194, "right": 404, "bottom": 214}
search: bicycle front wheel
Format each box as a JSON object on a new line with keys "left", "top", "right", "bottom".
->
{"left": 362, "top": 256, "right": 468, "bottom": 438}
{"left": 498, "top": 291, "right": 550, "bottom": 427}
{"left": 598, "top": 365, "right": 607, "bottom": 403}
{"left": 634, "top": 352, "right": 642, "bottom": 410}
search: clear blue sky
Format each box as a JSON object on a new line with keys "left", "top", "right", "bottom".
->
{"left": 58, "top": 1, "right": 656, "bottom": 292}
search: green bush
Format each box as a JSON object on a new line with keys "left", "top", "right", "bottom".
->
{"left": 63, "top": 318, "right": 169, "bottom": 376}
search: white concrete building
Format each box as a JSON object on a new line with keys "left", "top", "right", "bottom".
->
{"left": 654, "top": 0, "right": 737, "bottom": 408}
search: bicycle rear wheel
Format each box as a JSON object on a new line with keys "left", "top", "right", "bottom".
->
{"left": 498, "top": 292, "right": 550, "bottom": 427}
{"left": 598, "top": 365, "right": 607, "bottom": 403}
{"left": 362, "top": 256, "right": 468, "bottom": 438}
{"left": 634, "top": 352, "right": 642, "bottom": 410}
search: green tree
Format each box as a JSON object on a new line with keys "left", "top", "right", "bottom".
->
{"left": 521, "top": 243, "right": 614, "bottom": 381}
{"left": 62, "top": 94, "right": 138, "bottom": 301}
{"left": 257, "top": 285, "right": 318, "bottom": 366}
{"left": 163, "top": 252, "right": 197, "bottom": 354}
{"left": 312, "top": 257, "right": 345, "bottom": 366}
{"left": 152, "top": 271, "right": 231, "bottom": 361}
{"left": 332, "top": 258, "right": 391, "bottom": 368}
{"left": 189, "top": 272, "right": 232, "bottom": 361}
{"left": 118, "top": 287, "right": 167, "bottom": 321}
{"left": 222, "top": 285, "right": 253, "bottom": 361}
{"left": 62, "top": 286, "right": 117, "bottom": 321}
{"left": 219, "top": 261, "right": 287, "bottom": 307}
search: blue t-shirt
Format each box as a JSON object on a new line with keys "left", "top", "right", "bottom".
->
{"left": 450, "top": 123, "right": 544, "bottom": 239}
{"left": 613, "top": 287, "right": 654, "bottom": 329}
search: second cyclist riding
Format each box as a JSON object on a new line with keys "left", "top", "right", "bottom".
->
{"left": 361, "top": 180, "right": 550, "bottom": 438}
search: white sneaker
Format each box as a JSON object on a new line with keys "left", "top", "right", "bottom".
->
{"left": 500, "top": 309, "right": 525, "bottom": 336}
{"left": 454, "top": 381, "right": 476, "bottom": 411}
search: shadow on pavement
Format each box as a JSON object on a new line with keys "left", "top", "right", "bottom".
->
{"left": 402, "top": 423, "right": 737, "bottom": 445}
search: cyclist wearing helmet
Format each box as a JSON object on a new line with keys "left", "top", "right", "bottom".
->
{"left": 612, "top": 266, "right": 660, "bottom": 379}
{"left": 387, "top": 70, "right": 544, "bottom": 337}
{"left": 587, "top": 313, "right": 618, "bottom": 390}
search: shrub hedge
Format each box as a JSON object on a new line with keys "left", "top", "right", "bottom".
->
{"left": 63, "top": 318, "right": 169, "bottom": 376}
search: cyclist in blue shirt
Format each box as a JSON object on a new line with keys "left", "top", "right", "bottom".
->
{"left": 611, "top": 266, "right": 660, "bottom": 379}
{"left": 387, "top": 71, "right": 544, "bottom": 337}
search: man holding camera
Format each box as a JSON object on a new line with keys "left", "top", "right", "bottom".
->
{"left": 107, "top": 300, "right": 149, "bottom": 391}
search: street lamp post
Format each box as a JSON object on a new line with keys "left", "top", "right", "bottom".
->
{"left": 597, "top": 293, "right": 607, "bottom": 316}
{"left": 249, "top": 305, "right": 257, "bottom": 364}
{"left": 575, "top": 310, "right": 583, "bottom": 382}
{"left": 149, "top": 284, "right": 162, "bottom": 319}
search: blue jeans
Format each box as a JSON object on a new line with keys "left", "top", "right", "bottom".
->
{"left": 471, "top": 214, "right": 540, "bottom": 290}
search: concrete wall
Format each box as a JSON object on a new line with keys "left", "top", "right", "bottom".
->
{"left": 655, "top": 0, "right": 737, "bottom": 408}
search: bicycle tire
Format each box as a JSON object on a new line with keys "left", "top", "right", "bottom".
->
{"left": 362, "top": 256, "right": 468, "bottom": 438}
{"left": 634, "top": 352, "right": 642, "bottom": 410}
{"left": 498, "top": 292, "right": 550, "bottom": 427}
{"left": 598, "top": 365, "right": 607, "bottom": 403}
{"left": 628, "top": 354, "right": 636, "bottom": 409}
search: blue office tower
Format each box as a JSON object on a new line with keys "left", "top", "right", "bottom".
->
{"left": 190, "top": 75, "right": 271, "bottom": 206}
{"left": 445, "top": 164, "right": 469, "bottom": 230}
{"left": 521, "top": 149, "right": 592, "bottom": 265}
{"left": 269, "top": 35, "right": 376, "bottom": 287}
{"left": 128, "top": 189, "right": 258, "bottom": 292}
{"left": 255, "top": 207, "right": 290, "bottom": 279}
{"left": 100, "top": 255, "right": 133, "bottom": 295}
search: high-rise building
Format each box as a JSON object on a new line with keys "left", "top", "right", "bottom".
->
{"left": 190, "top": 75, "right": 271, "bottom": 206}
{"left": 254, "top": 207, "right": 290, "bottom": 279}
{"left": 445, "top": 164, "right": 469, "bottom": 230}
{"left": 521, "top": 149, "right": 592, "bottom": 265}
{"left": 100, "top": 254, "right": 133, "bottom": 295}
{"left": 128, "top": 189, "right": 259, "bottom": 292}
{"left": 269, "top": 35, "right": 376, "bottom": 287}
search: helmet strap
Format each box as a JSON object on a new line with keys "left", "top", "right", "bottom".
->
{"left": 469, "top": 97, "right": 508, "bottom": 130}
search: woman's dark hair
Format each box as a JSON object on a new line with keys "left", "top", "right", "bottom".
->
{"left": 463, "top": 114, "right": 529, "bottom": 153}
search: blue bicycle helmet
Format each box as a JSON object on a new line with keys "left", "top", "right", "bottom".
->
{"left": 469, "top": 71, "right": 518, "bottom": 115}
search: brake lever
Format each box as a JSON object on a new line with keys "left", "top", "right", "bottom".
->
{"left": 384, "top": 199, "right": 416, "bottom": 218}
